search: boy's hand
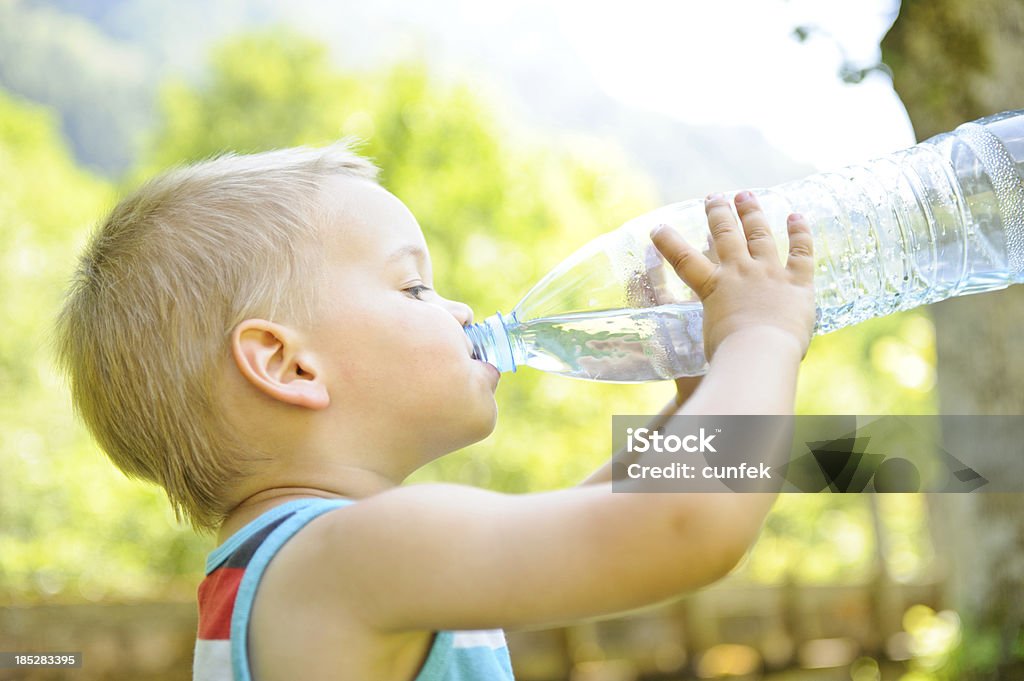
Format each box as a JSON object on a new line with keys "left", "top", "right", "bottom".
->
{"left": 651, "top": 192, "right": 816, "bottom": 363}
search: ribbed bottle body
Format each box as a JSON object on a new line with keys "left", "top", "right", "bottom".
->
{"left": 466, "top": 112, "right": 1024, "bottom": 382}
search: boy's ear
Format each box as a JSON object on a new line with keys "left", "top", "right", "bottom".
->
{"left": 230, "top": 319, "right": 330, "bottom": 410}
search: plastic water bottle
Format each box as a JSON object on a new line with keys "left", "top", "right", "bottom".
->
{"left": 465, "top": 110, "right": 1024, "bottom": 383}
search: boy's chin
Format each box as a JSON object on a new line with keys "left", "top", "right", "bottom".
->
{"left": 465, "top": 402, "right": 499, "bottom": 443}
{"left": 411, "top": 413, "right": 497, "bottom": 475}
{"left": 451, "top": 401, "right": 499, "bottom": 451}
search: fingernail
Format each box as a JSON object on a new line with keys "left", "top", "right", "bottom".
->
{"left": 788, "top": 213, "right": 804, "bottom": 223}
{"left": 650, "top": 224, "right": 665, "bottom": 238}
{"left": 705, "top": 192, "right": 724, "bottom": 203}
{"left": 735, "top": 190, "right": 752, "bottom": 203}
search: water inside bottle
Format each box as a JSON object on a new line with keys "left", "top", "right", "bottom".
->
{"left": 514, "top": 303, "right": 707, "bottom": 382}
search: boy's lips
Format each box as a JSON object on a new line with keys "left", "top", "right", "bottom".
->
{"left": 465, "top": 336, "right": 499, "bottom": 383}
{"left": 476, "top": 359, "right": 500, "bottom": 383}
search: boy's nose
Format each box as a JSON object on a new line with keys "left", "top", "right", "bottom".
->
{"left": 450, "top": 300, "right": 473, "bottom": 327}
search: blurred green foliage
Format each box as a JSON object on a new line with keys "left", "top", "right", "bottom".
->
{"left": 1, "top": 28, "right": 939, "bottom": 604}
{"left": 0, "top": 89, "right": 199, "bottom": 604}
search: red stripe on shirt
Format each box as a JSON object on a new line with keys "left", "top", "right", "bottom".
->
{"left": 197, "top": 567, "right": 245, "bottom": 640}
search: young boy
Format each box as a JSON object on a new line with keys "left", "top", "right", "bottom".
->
{"left": 54, "top": 144, "right": 816, "bottom": 681}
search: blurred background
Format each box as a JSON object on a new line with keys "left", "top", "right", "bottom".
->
{"left": 1, "top": 0, "right": 1022, "bottom": 679}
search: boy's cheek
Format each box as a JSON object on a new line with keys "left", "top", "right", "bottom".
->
{"left": 393, "top": 314, "right": 469, "bottom": 363}
{"left": 333, "top": 309, "right": 472, "bottom": 392}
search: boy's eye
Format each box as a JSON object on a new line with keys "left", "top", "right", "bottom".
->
{"left": 404, "top": 285, "right": 432, "bottom": 300}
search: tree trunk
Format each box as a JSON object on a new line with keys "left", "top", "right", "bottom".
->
{"left": 881, "top": 1, "right": 1024, "bottom": 678}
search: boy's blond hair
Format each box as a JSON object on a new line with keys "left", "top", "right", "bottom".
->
{"left": 53, "top": 143, "right": 378, "bottom": 533}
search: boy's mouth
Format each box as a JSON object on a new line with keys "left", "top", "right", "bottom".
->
{"left": 466, "top": 338, "right": 477, "bottom": 359}
{"left": 477, "top": 359, "right": 501, "bottom": 383}
{"left": 481, "top": 360, "right": 497, "bottom": 382}
{"left": 466, "top": 331, "right": 500, "bottom": 382}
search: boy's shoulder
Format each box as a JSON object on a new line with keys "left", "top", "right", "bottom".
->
{"left": 238, "top": 496, "right": 436, "bottom": 680}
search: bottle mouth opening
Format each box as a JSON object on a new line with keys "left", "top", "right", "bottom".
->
{"left": 464, "top": 312, "right": 517, "bottom": 373}
{"left": 466, "top": 323, "right": 487, "bottom": 362}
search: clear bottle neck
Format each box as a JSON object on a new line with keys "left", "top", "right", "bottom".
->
{"left": 465, "top": 311, "right": 521, "bottom": 373}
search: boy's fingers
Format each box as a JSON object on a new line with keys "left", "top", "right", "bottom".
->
{"left": 785, "top": 213, "right": 815, "bottom": 280}
{"left": 704, "top": 194, "right": 748, "bottom": 262}
{"left": 734, "top": 191, "right": 779, "bottom": 260}
{"left": 643, "top": 243, "right": 683, "bottom": 305}
{"left": 650, "top": 224, "right": 716, "bottom": 297}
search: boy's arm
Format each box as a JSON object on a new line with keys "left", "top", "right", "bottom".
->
{"left": 292, "top": 329, "right": 794, "bottom": 630}
{"left": 274, "top": 192, "right": 815, "bottom": 634}
{"left": 287, "top": 328, "right": 800, "bottom": 634}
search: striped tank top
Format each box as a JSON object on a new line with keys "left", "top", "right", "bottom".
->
{"left": 193, "top": 497, "right": 515, "bottom": 680}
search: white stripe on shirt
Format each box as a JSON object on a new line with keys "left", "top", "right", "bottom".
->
{"left": 451, "top": 629, "right": 508, "bottom": 650}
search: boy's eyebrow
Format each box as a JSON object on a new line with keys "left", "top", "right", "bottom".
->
{"left": 385, "top": 244, "right": 428, "bottom": 264}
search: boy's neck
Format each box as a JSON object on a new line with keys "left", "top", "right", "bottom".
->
{"left": 217, "top": 467, "right": 399, "bottom": 546}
